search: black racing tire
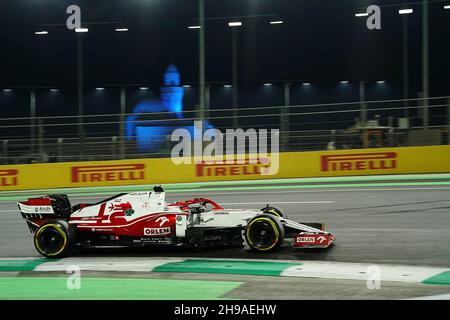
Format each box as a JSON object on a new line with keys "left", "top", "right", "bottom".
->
{"left": 261, "top": 206, "right": 287, "bottom": 219}
{"left": 245, "top": 214, "right": 285, "bottom": 252}
{"left": 34, "top": 220, "right": 76, "bottom": 258}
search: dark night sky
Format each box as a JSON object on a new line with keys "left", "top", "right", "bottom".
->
{"left": 0, "top": 0, "right": 449, "bottom": 94}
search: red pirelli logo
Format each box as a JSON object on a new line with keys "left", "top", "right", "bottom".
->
{"left": 0, "top": 169, "right": 18, "bottom": 187}
{"left": 71, "top": 164, "right": 145, "bottom": 183}
{"left": 196, "top": 159, "right": 270, "bottom": 177}
{"left": 321, "top": 152, "right": 397, "bottom": 172}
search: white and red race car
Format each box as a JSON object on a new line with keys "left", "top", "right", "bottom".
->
{"left": 18, "top": 186, "right": 335, "bottom": 258}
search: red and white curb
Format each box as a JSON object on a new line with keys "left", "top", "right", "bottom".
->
{"left": 33, "top": 257, "right": 185, "bottom": 272}
{"left": 4, "top": 257, "right": 447, "bottom": 285}
{"left": 280, "top": 261, "right": 448, "bottom": 283}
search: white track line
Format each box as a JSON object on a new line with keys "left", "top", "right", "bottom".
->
{"left": 406, "top": 293, "right": 450, "bottom": 300}
{"left": 172, "top": 187, "right": 450, "bottom": 196}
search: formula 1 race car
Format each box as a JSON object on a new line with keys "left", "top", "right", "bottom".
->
{"left": 18, "top": 186, "right": 335, "bottom": 258}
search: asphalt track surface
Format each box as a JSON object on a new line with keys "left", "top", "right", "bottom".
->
{"left": 1, "top": 184, "right": 450, "bottom": 268}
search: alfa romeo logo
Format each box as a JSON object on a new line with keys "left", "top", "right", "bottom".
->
{"left": 156, "top": 216, "right": 170, "bottom": 226}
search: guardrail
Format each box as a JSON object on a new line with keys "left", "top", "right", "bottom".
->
{"left": 0, "top": 96, "right": 449, "bottom": 164}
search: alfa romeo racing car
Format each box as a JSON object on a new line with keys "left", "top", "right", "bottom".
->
{"left": 18, "top": 186, "right": 335, "bottom": 258}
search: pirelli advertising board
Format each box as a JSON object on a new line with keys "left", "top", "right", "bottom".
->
{"left": 1, "top": 145, "right": 449, "bottom": 191}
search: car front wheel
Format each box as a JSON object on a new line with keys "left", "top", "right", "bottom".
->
{"left": 245, "top": 214, "right": 285, "bottom": 252}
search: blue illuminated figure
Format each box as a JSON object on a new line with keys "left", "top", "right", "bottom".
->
{"left": 161, "top": 64, "right": 184, "bottom": 118}
{"left": 126, "top": 63, "right": 214, "bottom": 152}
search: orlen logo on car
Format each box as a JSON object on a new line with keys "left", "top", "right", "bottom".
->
{"left": 0, "top": 169, "right": 18, "bottom": 187}
{"left": 196, "top": 158, "right": 270, "bottom": 177}
{"left": 321, "top": 152, "right": 397, "bottom": 172}
{"left": 144, "top": 227, "right": 171, "bottom": 236}
{"left": 71, "top": 164, "right": 145, "bottom": 183}
{"left": 296, "top": 237, "right": 316, "bottom": 243}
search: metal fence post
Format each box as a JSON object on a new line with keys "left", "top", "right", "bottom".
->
{"left": 30, "top": 89, "right": 36, "bottom": 154}
{"left": 388, "top": 116, "right": 394, "bottom": 147}
{"left": 422, "top": 0, "right": 429, "bottom": 130}
{"left": 331, "top": 130, "right": 336, "bottom": 143}
{"left": 57, "top": 138, "right": 63, "bottom": 162}
{"left": 447, "top": 98, "right": 450, "bottom": 145}
{"left": 232, "top": 28, "right": 238, "bottom": 129}
{"left": 281, "top": 83, "right": 291, "bottom": 151}
{"left": 112, "top": 136, "right": 118, "bottom": 160}
{"left": 359, "top": 81, "right": 368, "bottom": 148}
{"left": 199, "top": 0, "right": 206, "bottom": 126}
{"left": 37, "top": 118, "right": 44, "bottom": 157}
{"left": 205, "top": 84, "right": 210, "bottom": 121}
{"left": 120, "top": 87, "right": 126, "bottom": 159}
{"left": 2, "top": 140, "right": 8, "bottom": 164}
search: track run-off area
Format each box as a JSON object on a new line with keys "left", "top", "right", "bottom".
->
{"left": 1, "top": 174, "right": 449, "bottom": 299}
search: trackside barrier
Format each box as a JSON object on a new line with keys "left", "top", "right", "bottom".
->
{"left": 1, "top": 146, "right": 449, "bottom": 191}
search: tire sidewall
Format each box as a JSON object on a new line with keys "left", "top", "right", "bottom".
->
{"left": 261, "top": 206, "right": 287, "bottom": 219}
{"left": 34, "top": 220, "right": 76, "bottom": 258}
{"left": 245, "top": 214, "right": 285, "bottom": 252}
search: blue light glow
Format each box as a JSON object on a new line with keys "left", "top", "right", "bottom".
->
{"left": 126, "top": 63, "right": 215, "bottom": 152}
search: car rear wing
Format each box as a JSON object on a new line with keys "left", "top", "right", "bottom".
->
{"left": 18, "top": 194, "right": 72, "bottom": 220}
{"left": 18, "top": 197, "right": 54, "bottom": 215}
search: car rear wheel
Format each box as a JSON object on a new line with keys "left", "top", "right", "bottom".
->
{"left": 261, "top": 206, "right": 287, "bottom": 219}
{"left": 245, "top": 214, "right": 285, "bottom": 252}
{"left": 34, "top": 221, "right": 76, "bottom": 258}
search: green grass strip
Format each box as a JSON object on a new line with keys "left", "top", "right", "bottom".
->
{"left": 0, "top": 277, "right": 242, "bottom": 300}
{"left": 0, "top": 259, "right": 50, "bottom": 272}
{"left": 153, "top": 259, "right": 301, "bottom": 276}
{"left": 422, "top": 271, "right": 450, "bottom": 285}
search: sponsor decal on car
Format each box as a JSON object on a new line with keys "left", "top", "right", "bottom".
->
{"left": 294, "top": 234, "right": 332, "bottom": 247}
{"left": 34, "top": 206, "right": 53, "bottom": 213}
{"left": 320, "top": 152, "right": 397, "bottom": 172}
{"left": 0, "top": 169, "right": 18, "bottom": 187}
{"left": 129, "top": 192, "right": 149, "bottom": 196}
{"left": 144, "top": 227, "right": 171, "bottom": 236}
{"left": 195, "top": 158, "right": 271, "bottom": 177}
{"left": 18, "top": 203, "right": 54, "bottom": 214}
{"left": 81, "top": 216, "right": 103, "bottom": 220}
{"left": 108, "top": 202, "right": 132, "bottom": 212}
{"left": 296, "top": 236, "right": 316, "bottom": 243}
{"left": 155, "top": 216, "right": 169, "bottom": 227}
{"left": 91, "top": 228, "right": 114, "bottom": 232}
{"left": 176, "top": 215, "right": 186, "bottom": 226}
{"left": 204, "top": 235, "right": 222, "bottom": 241}
{"left": 213, "top": 211, "right": 230, "bottom": 215}
{"left": 71, "top": 164, "right": 145, "bottom": 183}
